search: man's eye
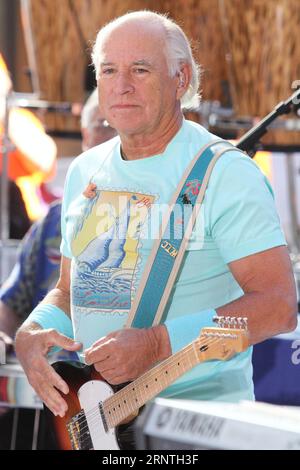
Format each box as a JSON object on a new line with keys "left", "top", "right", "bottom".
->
{"left": 102, "top": 69, "right": 114, "bottom": 75}
{"left": 134, "top": 68, "right": 148, "bottom": 74}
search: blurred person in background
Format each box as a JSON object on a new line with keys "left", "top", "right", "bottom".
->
{"left": 0, "top": 88, "right": 116, "bottom": 449}
{"left": 0, "top": 177, "right": 31, "bottom": 239}
{"left": 0, "top": 53, "right": 31, "bottom": 239}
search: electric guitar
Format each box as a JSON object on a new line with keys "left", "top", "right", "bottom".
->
{"left": 44, "top": 318, "right": 249, "bottom": 450}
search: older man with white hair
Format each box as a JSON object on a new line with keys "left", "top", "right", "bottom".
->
{"left": 15, "top": 11, "right": 296, "bottom": 449}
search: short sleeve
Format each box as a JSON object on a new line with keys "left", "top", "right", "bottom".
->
{"left": 60, "top": 163, "right": 74, "bottom": 259}
{"left": 207, "top": 152, "right": 286, "bottom": 263}
{"left": 60, "top": 199, "right": 72, "bottom": 259}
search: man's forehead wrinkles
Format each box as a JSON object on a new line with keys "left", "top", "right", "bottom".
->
{"left": 132, "top": 60, "right": 153, "bottom": 67}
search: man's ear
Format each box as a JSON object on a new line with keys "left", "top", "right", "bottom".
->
{"left": 176, "top": 64, "right": 191, "bottom": 100}
{"left": 179, "top": 72, "right": 185, "bottom": 87}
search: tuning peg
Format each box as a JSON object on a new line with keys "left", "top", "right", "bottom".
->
{"left": 213, "top": 315, "right": 248, "bottom": 330}
{"left": 213, "top": 315, "right": 224, "bottom": 327}
{"left": 237, "top": 317, "right": 248, "bottom": 330}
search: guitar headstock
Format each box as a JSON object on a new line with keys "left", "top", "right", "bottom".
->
{"left": 194, "top": 316, "right": 249, "bottom": 362}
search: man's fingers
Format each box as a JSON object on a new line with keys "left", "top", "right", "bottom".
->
{"left": 31, "top": 356, "right": 69, "bottom": 395}
{"left": 46, "top": 365, "right": 69, "bottom": 395}
{"left": 94, "top": 363, "right": 114, "bottom": 374}
{"left": 84, "top": 343, "right": 111, "bottom": 365}
{"left": 28, "top": 359, "right": 70, "bottom": 415}
{"left": 35, "top": 380, "right": 68, "bottom": 417}
{"left": 46, "top": 329, "right": 82, "bottom": 352}
{"left": 102, "top": 371, "right": 125, "bottom": 385}
{"left": 15, "top": 327, "right": 75, "bottom": 418}
{"left": 35, "top": 366, "right": 69, "bottom": 416}
{"left": 84, "top": 334, "right": 116, "bottom": 364}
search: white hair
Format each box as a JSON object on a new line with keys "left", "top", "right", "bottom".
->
{"left": 81, "top": 88, "right": 99, "bottom": 128}
{"left": 91, "top": 11, "right": 200, "bottom": 110}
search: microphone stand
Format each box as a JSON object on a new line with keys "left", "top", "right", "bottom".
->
{"left": 236, "top": 87, "right": 300, "bottom": 157}
{"left": 235, "top": 88, "right": 300, "bottom": 298}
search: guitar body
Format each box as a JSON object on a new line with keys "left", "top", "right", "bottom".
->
{"left": 44, "top": 361, "right": 136, "bottom": 450}
{"left": 43, "top": 325, "right": 248, "bottom": 449}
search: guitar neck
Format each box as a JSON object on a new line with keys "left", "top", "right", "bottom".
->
{"left": 103, "top": 341, "right": 201, "bottom": 429}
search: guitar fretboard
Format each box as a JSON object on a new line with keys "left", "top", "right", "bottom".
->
{"left": 103, "top": 342, "right": 201, "bottom": 428}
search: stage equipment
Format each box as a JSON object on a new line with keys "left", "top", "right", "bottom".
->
{"left": 236, "top": 87, "right": 300, "bottom": 157}
{"left": 135, "top": 397, "right": 300, "bottom": 450}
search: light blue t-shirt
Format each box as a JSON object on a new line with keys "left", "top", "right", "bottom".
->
{"left": 60, "top": 119, "right": 286, "bottom": 402}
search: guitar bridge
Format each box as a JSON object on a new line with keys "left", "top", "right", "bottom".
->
{"left": 67, "top": 409, "right": 93, "bottom": 450}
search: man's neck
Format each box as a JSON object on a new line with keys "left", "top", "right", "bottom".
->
{"left": 119, "top": 112, "right": 183, "bottom": 161}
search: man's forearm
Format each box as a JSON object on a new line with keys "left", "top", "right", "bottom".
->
{"left": 217, "top": 289, "right": 297, "bottom": 345}
{"left": 150, "top": 324, "right": 172, "bottom": 362}
{"left": 40, "top": 287, "right": 71, "bottom": 318}
{"left": 19, "top": 287, "right": 73, "bottom": 339}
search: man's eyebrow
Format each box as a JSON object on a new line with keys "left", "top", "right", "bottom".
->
{"left": 100, "top": 60, "right": 154, "bottom": 68}
{"left": 100, "top": 62, "right": 115, "bottom": 67}
{"left": 132, "top": 60, "right": 153, "bottom": 67}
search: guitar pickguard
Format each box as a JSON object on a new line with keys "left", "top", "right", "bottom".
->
{"left": 78, "top": 380, "right": 119, "bottom": 450}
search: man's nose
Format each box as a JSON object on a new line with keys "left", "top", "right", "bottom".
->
{"left": 115, "top": 72, "right": 135, "bottom": 95}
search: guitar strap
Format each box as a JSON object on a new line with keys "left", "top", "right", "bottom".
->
{"left": 125, "top": 139, "right": 242, "bottom": 329}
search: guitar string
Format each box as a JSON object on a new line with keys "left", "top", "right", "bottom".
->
{"left": 72, "top": 335, "right": 215, "bottom": 426}
{"left": 101, "top": 333, "right": 222, "bottom": 410}
{"left": 73, "top": 333, "right": 238, "bottom": 449}
{"left": 72, "top": 337, "right": 218, "bottom": 448}
{"left": 74, "top": 333, "right": 241, "bottom": 449}
{"left": 71, "top": 333, "right": 234, "bottom": 431}
{"left": 69, "top": 333, "right": 238, "bottom": 445}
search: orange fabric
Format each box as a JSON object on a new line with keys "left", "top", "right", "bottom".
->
{"left": 0, "top": 53, "right": 12, "bottom": 95}
{"left": 0, "top": 109, "right": 57, "bottom": 180}
{"left": 0, "top": 54, "right": 57, "bottom": 220}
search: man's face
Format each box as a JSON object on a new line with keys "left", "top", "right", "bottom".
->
{"left": 97, "top": 22, "right": 179, "bottom": 138}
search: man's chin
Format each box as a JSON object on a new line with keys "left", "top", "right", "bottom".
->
{"left": 107, "top": 116, "right": 147, "bottom": 136}
{"left": 115, "top": 124, "right": 147, "bottom": 137}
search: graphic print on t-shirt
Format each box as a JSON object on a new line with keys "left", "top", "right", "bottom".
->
{"left": 71, "top": 190, "right": 155, "bottom": 313}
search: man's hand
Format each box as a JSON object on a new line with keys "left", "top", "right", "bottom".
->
{"left": 15, "top": 324, "right": 81, "bottom": 417}
{"left": 84, "top": 326, "right": 171, "bottom": 385}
